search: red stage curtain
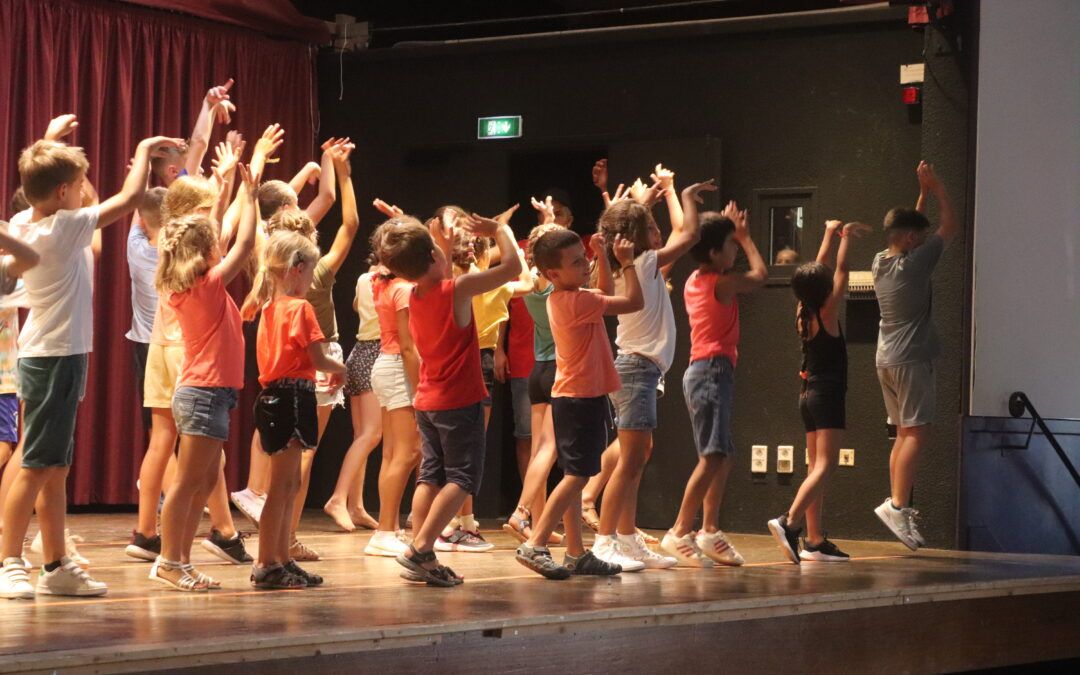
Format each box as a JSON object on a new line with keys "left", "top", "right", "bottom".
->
{"left": 0, "top": 0, "right": 319, "bottom": 503}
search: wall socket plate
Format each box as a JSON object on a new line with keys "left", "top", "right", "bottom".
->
{"left": 751, "top": 445, "right": 768, "bottom": 474}
{"left": 839, "top": 448, "right": 855, "bottom": 466}
{"left": 777, "top": 445, "right": 794, "bottom": 474}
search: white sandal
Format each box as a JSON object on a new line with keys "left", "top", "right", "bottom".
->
{"left": 181, "top": 562, "right": 221, "bottom": 589}
{"left": 149, "top": 557, "right": 208, "bottom": 592}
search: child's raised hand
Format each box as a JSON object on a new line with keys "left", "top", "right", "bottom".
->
{"left": 253, "top": 124, "right": 285, "bottom": 163}
{"left": 916, "top": 161, "right": 940, "bottom": 192}
{"left": 44, "top": 114, "right": 78, "bottom": 141}
{"left": 682, "top": 179, "right": 718, "bottom": 205}
{"left": 650, "top": 163, "right": 675, "bottom": 192}
{"left": 373, "top": 198, "right": 403, "bottom": 218}
{"left": 825, "top": 219, "right": 843, "bottom": 233}
{"left": 842, "top": 222, "right": 872, "bottom": 239}
{"left": 495, "top": 203, "right": 520, "bottom": 225}
{"left": 211, "top": 141, "right": 240, "bottom": 180}
{"left": 602, "top": 183, "right": 628, "bottom": 208}
{"left": 427, "top": 216, "right": 452, "bottom": 249}
{"left": 226, "top": 130, "right": 244, "bottom": 153}
{"left": 630, "top": 177, "right": 664, "bottom": 207}
{"left": 303, "top": 161, "right": 322, "bottom": 185}
{"left": 531, "top": 195, "right": 556, "bottom": 224}
{"left": 612, "top": 234, "right": 636, "bottom": 267}
{"left": 238, "top": 162, "right": 261, "bottom": 190}
{"left": 592, "top": 158, "right": 609, "bottom": 192}
{"left": 330, "top": 139, "right": 355, "bottom": 165}
{"left": 213, "top": 100, "right": 236, "bottom": 125}
{"left": 589, "top": 231, "right": 607, "bottom": 259}
{"left": 205, "top": 78, "right": 234, "bottom": 108}
{"left": 463, "top": 214, "right": 501, "bottom": 238}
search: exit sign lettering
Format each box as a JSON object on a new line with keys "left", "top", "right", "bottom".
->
{"left": 477, "top": 116, "right": 522, "bottom": 140}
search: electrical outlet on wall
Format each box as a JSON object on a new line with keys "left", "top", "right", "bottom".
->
{"left": 839, "top": 448, "right": 855, "bottom": 467}
{"left": 751, "top": 445, "right": 768, "bottom": 474}
{"left": 777, "top": 445, "right": 794, "bottom": 474}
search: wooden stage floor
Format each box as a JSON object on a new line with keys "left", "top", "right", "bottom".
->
{"left": 1, "top": 511, "right": 1079, "bottom": 673}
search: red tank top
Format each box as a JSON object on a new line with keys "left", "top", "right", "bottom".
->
{"left": 408, "top": 278, "right": 488, "bottom": 411}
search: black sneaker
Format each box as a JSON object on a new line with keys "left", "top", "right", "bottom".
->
{"left": 799, "top": 537, "right": 850, "bottom": 562}
{"left": 250, "top": 564, "right": 306, "bottom": 589}
{"left": 565, "top": 549, "right": 621, "bottom": 576}
{"left": 515, "top": 544, "right": 570, "bottom": 580}
{"left": 201, "top": 529, "right": 253, "bottom": 564}
{"left": 125, "top": 531, "right": 161, "bottom": 562}
{"left": 285, "top": 560, "right": 324, "bottom": 586}
{"left": 767, "top": 514, "right": 802, "bottom": 565}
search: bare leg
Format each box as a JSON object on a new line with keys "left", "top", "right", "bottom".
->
{"left": 520, "top": 404, "right": 556, "bottom": 520}
{"left": 160, "top": 435, "right": 223, "bottom": 564}
{"left": 377, "top": 407, "right": 420, "bottom": 532}
{"left": 599, "top": 430, "right": 651, "bottom": 537}
{"left": 413, "top": 483, "right": 470, "bottom": 553}
{"left": 33, "top": 470, "right": 70, "bottom": 563}
{"left": 289, "top": 404, "right": 332, "bottom": 537}
{"left": 136, "top": 408, "right": 177, "bottom": 537}
{"left": 582, "top": 438, "right": 619, "bottom": 509}
{"left": 526, "top": 475, "right": 587, "bottom": 556}
{"left": 671, "top": 454, "right": 725, "bottom": 536}
{"left": 246, "top": 432, "right": 270, "bottom": 496}
{"left": 326, "top": 392, "right": 381, "bottom": 531}
{"left": 0, "top": 437, "right": 24, "bottom": 533}
{"left": 787, "top": 430, "right": 841, "bottom": 545}
{"left": 514, "top": 437, "right": 531, "bottom": 482}
{"left": 258, "top": 444, "right": 302, "bottom": 568}
{"left": 206, "top": 456, "right": 237, "bottom": 539}
{"left": 891, "top": 425, "right": 929, "bottom": 508}
{"left": 701, "top": 455, "right": 734, "bottom": 533}
{"left": 1, "top": 465, "right": 55, "bottom": 559}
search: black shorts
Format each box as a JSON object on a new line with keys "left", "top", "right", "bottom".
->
{"left": 527, "top": 360, "right": 556, "bottom": 406}
{"left": 255, "top": 379, "right": 319, "bottom": 455}
{"left": 480, "top": 348, "right": 495, "bottom": 407}
{"left": 130, "top": 340, "right": 151, "bottom": 431}
{"left": 416, "top": 402, "right": 486, "bottom": 495}
{"left": 799, "top": 380, "right": 846, "bottom": 432}
{"left": 551, "top": 396, "right": 611, "bottom": 477}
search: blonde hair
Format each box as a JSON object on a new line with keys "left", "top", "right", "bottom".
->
{"left": 241, "top": 230, "right": 320, "bottom": 320}
{"left": 257, "top": 180, "right": 298, "bottom": 219}
{"left": 156, "top": 214, "right": 218, "bottom": 294}
{"left": 18, "top": 140, "right": 89, "bottom": 204}
{"left": 162, "top": 176, "right": 215, "bottom": 222}
{"left": 267, "top": 208, "right": 317, "bottom": 243}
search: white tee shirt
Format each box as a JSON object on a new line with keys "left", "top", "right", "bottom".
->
{"left": 355, "top": 271, "right": 380, "bottom": 341}
{"left": 16, "top": 206, "right": 98, "bottom": 357}
{"left": 126, "top": 216, "right": 159, "bottom": 343}
{"left": 613, "top": 249, "right": 677, "bottom": 373}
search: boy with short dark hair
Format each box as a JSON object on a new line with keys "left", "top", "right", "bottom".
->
{"left": 872, "top": 161, "right": 957, "bottom": 550}
{"left": 379, "top": 212, "right": 522, "bottom": 587}
{"left": 514, "top": 227, "right": 644, "bottom": 579}
{"left": 0, "top": 125, "right": 183, "bottom": 599}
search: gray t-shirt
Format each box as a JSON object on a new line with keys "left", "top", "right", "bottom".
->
{"left": 872, "top": 233, "right": 944, "bottom": 367}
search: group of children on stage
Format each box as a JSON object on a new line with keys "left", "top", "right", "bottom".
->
{"left": 0, "top": 78, "right": 956, "bottom": 597}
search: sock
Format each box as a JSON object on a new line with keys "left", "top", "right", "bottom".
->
{"left": 890, "top": 500, "right": 903, "bottom": 511}
{"left": 449, "top": 516, "right": 461, "bottom": 530}
{"left": 44, "top": 559, "right": 62, "bottom": 572}
{"left": 460, "top": 514, "right": 478, "bottom": 532}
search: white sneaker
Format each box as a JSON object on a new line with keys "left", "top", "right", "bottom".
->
{"left": 906, "top": 509, "right": 926, "bottom": 547}
{"left": 874, "top": 498, "right": 918, "bottom": 550}
{"left": 592, "top": 535, "right": 645, "bottom": 572}
{"left": 434, "top": 527, "right": 495, "bottom": 552}
{"left": 364, "top": 530, "right": 410, "bottom": 557}
{"left": 0, "top": 558, "right": 34, "bottom": 599}
{"left": 660, "top": 530, "right": 714, "bottom": 568}
{"left": 696, "top": 530, "right": 745, "bottom": 566}
{"left": 30, "top": 529, "right": 90, "bottom": 567}
{"left": 618, "top": 533, "right": 678, "bottom": 569}
{"left": 36, "top": 556, "right": 107, "bottom": 596}
{"left": 230, "top": 488, "right": 264, "bottom": 528}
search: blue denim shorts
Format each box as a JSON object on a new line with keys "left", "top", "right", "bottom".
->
{"left": 610, "top": 353, "right": 663, "bottom": 431}
{"left": 0, "top": 393, "right": 19, "bottom": 444}
{"left": 172, "top": 386, "right": 238, "bottom": 441}
{"left": 682, "top": 356, "right": 735, "bottom": 456}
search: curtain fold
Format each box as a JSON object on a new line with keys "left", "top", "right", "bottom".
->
{"left": 0, "top": 0, "right": 319, "bottom": 503}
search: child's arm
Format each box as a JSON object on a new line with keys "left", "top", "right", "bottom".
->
{"left": 217, "top": 163, "right": 259, "bottom": 285}
{"left": 493, "top": 322, "right": 509, "bottom": 383}
{"left": 210, "top": 141, "right": 242, "bottom": 232}
{"left": 318, "top": 142, "right": 359, "bottom": 274}
{"left": 603, "top": 235, "right": 644, "bottom": 315}
{"left": 714, "top": 200, "right": 768, "bottom": 302}
{"left": 816, "top": 220, "right": 843, "bottom": 266}
{"left": 185, "top": 79, "right": 234, "bottom": 177}
{"left": 428, "top": 213, "right": 455, "bottom": 280}
{"left": 652, "top": 164, "right": 682, "bottom": 278}
{"left": 304, "top": 138, "right": 346, "bottom": 225}
{"left": 656, "top": 179, "right": 717, "bottom": 269}
{"left": 0, "top": 228, "right": 40, "bottom": 278}
{"left": 43, "top": 114, "right": 79, "bottom": 142}
{"left": 821, "top": 221, "right": 870, "bottom": 324}
{"left": 916, "top": 161, "right": 958, "bottom": 247}
{"left": 396, "top": 308, "right": 421, "bottom": 391}
{"left": 289, "top": 162, "right": 321, "bottom": 195}
{"left": 307, "top": 340, "right": 346, "bottom": 392}
{"left": 249, "top": 124, "right": 285, "bottom": 180}
{"left": 98, "top": 137, "right": 185, "bottom": 228}
{"left": 373, "top": 198, "right": 404, "bottom": 219}
{"left": 590, "top": 232, "right": 615, "bottom": 295}
{"left": 479, "top": 203, "right": 521, "bottom": 266}
{"left": 453, "top": 217, "right": 522, "bottom": 324}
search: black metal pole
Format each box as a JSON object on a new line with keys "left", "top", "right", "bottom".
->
{"left": 1010, "top": 392, "right": 1080, "bottom": 490}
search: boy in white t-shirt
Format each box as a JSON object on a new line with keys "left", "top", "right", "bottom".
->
{"left": 0, "top": 124, "right": 183, "bottom": 600}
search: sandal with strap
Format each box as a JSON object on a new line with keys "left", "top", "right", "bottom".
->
{"left": 182, "top": 563, "right": 221, "bottom": 589}
{"left": 581, "top": 504, "right": 601, "bottom": 533}
{"left": 501, "top": 506, "right": 532, "bottom": 543}
{"left": 433, "top": 563, "right": 464, "bottom": 585}
{"left": 395, "top": 545, "right": 457, "bottom": 588}
{"left": 149, "top": 558, "right": 208, "bottom": 592}
{"left": 251, "top": 564, "right": 307, "bottom": 590}
{"left": 285, "top": 560, "right": 323, "bottom": 586}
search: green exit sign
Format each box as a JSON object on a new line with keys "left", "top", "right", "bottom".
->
{"left": 477, "top": 116, "right": 522, "bottom": 140}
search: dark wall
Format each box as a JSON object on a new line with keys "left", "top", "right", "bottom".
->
{"left": 309, "top": 10, "right": 968, "bottom": 546}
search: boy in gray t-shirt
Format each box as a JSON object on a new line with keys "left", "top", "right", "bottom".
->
{"left": 871, "top": 161, "right": 957, "bottom": 551}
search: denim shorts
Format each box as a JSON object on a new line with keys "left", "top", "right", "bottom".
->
{"left": 255, "top": 379, "right": 319, "bottom": 454}
{"left": 509, "top": 377, "right": 531, "bottom": 439}
{"left": 610, "top": 353, "right": 663, "bottom": 431}
{"left": 0, "top": 393, "right": 18, "bottom": 444}
{"left": 682, "top": 356, "right": 735, "bottom": 456}
{"left": 172, "top": 386, "right": 238, "bottom": 441}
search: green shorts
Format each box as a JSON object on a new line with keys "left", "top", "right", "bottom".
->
{"left": 18, "top": 355, "right": 88, "bottom": 468}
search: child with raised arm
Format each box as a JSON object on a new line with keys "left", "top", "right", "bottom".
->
{"left": 0, "top": 132, "right": 182, "bottom": 599}
{"left": 591, "top": 178, "right": 716, "bottom": 571}
{"left": 378, "top": 213, "right": 521, "bottom": 587}
{"left": 241, "top": 231, "right": 344, "bottom": 588}
{"left": 151, "top": 79, "right": 234, "bottom": 186}
{"left": 515, "top": 228, "right": 645, "bottom": 579}
{"left": 148, "top": 162, "right": 258, "bottom": 592}
{"left": 768, "top": 220, "right": 870, "bottom": 564}
{"left": 872, "top": 161, "right": 958, "bottom": 550}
